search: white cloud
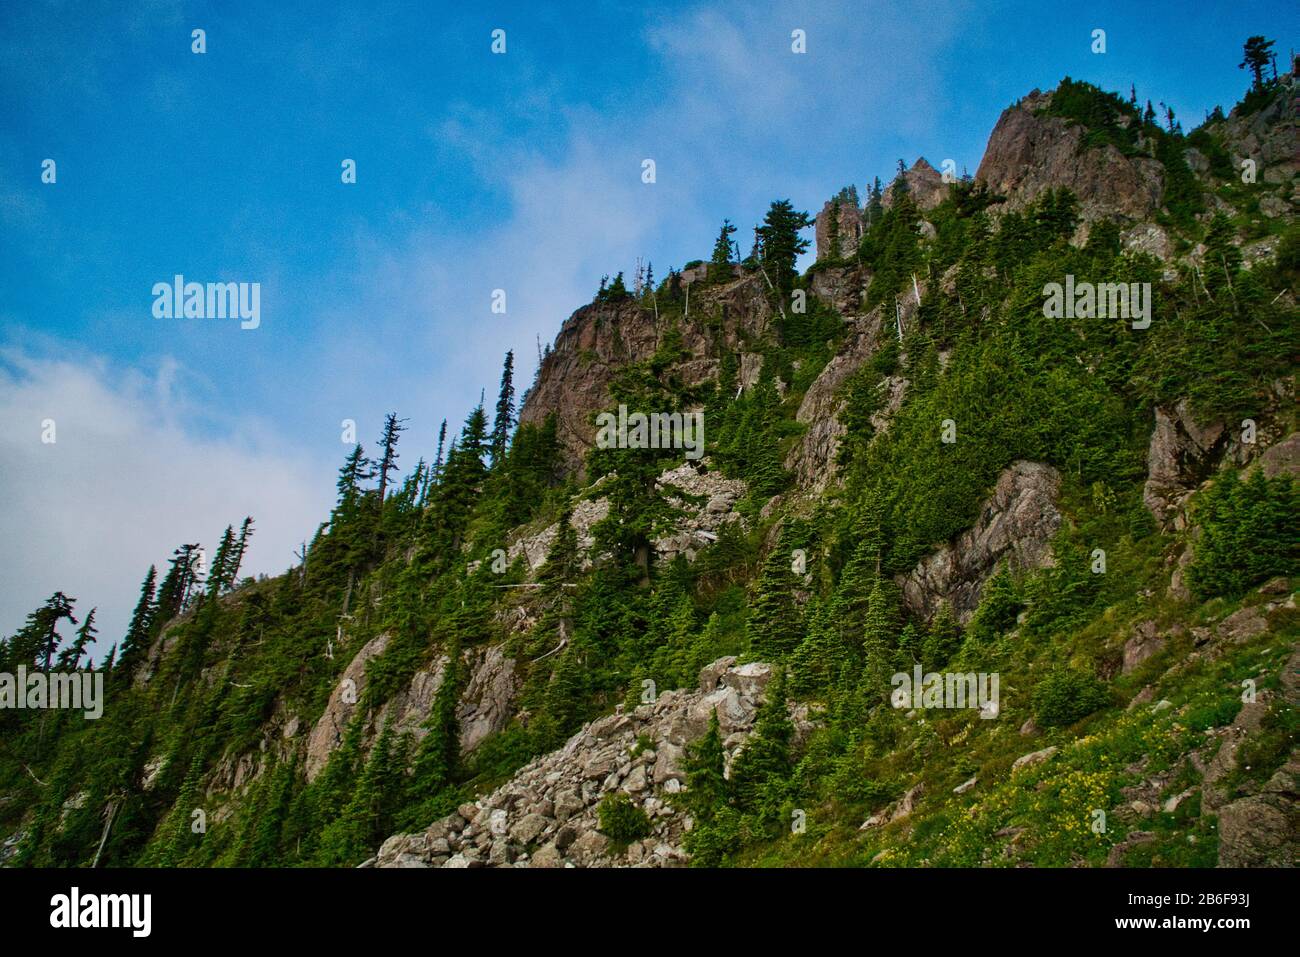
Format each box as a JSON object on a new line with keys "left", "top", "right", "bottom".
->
{"left": 0, "top": 348, "right": 332, "bottom": 661}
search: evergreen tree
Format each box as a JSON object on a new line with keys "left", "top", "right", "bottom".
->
{"left": 57, "top": 607, "right": 96, "bottom": 670}
{"left": 334, "top": 445, "right": 373, "bottom": 524}
{"left": 747, "top": 544, "right": 803, "bottom": 660}
{"left": 116, "top": 565, "right": 157, "bottom": 676}
{"left": 756, "top": 200, "right": 813, "bottom": 291}
{"left": 681, "top": 709, "right": 727, "bottom": 818}
{"left": 205, "top": 526, "right": 236, "bottom": 600}
{"left": 730, "top": 668, "right": 793, "bottom": 815}
{"left": 162, "top": 755, "right": 205, "bottom": 866}
{"left": 1240, "top": 36, "right": 1275, "bottom": 91}
{"left": 860, "top": 578, "right": 902, "bottom": 701}
{"left": 921, "top": 602, "right": 963, "bottom": 668}
{"left": 374, "top": 413, "right": 409, "bottom": 504}
{"left": 411, "top": 637, "right": 463, "bottom": 794}
{"left": 709, "top": 219, "right": 738, "bottom": 281}
{"left": 432, "top": 418, "right": 448, "bottom": 484}
{"left": 490, "top": 350, "right": 516, "bottom": 466}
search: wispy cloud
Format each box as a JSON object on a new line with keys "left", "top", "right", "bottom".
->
{"left": 0, "top": 348, "right": 332, "bottom": 657}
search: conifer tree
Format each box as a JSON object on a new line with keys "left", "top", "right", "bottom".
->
{"left": 490, "top": 350, "right": 516, "bottom": 466}
{"left": 434, "top": 416, "right": 449, "bottom": 473}
{"left": 747, "top": 544, "right": 802, "bottom": 660}
{"left": 756, "top": 200, "right": 813, "bottom": 291}
{"left": 1240, "top": 36, "right": 1275, "bottom": 91}
{"left": 921, "top": 602, "right": 963, "bottom": 668}
{"left": 117, "top": 565, "right": 157, "bottom": 676}
{"left": 374, "top": 412, "right": 408, "bottom": 504}
{"left": 682, "top": 709, "right": 727, "bottom": 818}
{"left": 205, "top": 526, "right": 236, "bottom": 600}
{"left": 412, "top": 637, "right": 463, "bottom": 793}
{"left": 229, "top": 517, "right": 254, "bottom": 585}
{"left": 709, "top": 219, "right": 738, "bottom": 281}
{"left": 860, "top": 578, "right": 902, "bottom": 701}
{"left": 57, "top": 607, "right": 96, "bottom": 670}
{"left": 730, "top": 668, "right": 793, "bottom": 815}
{"left": 334, "top": 445, "right": 373, "bottom": 524}
{"left": 163, "top": 754, "right": 205, "bottom": 867}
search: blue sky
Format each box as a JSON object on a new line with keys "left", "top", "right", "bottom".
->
{"left": 0, "top": 0, "right": 1295, "bottom": 654}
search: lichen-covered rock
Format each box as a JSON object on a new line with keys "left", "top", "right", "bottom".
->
{"left": 899, "top": 461, "right": 1062, "bottom": 623}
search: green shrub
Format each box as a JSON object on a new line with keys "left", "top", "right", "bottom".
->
{"left": 1033, "top": 666, "right": 1111, "bottom": 727}
{"left": 597, "top": 792, "right": 653, "bottom": 843}
{"left": 1186, "top": 470, "right": 1298, "bottom": 600}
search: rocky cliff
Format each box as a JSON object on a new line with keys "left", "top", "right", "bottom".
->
{"left": 370, "top": 657, "right": 813, "bottom": 868}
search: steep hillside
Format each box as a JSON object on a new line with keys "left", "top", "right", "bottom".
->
{"left": 1, "top": 65, "right": 1296, "bottom": 871}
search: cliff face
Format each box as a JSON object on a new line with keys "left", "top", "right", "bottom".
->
{"left": 975, "top": 90, "right": 1166, "bottom": 221}
{"left": 518, "top": 273, "right": 776, "bottom": 476}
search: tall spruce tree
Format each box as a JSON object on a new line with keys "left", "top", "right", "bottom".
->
{"left": 490, "top": 350, "right": 516, "bottom": 466}
{"left": 57, "top": 608, "right": 96, "bottom": 670}
{"left": 709, "top": 219, "right": 738, "bottom": 281}
{"left": 374, "top": 412, "right": 408, "bottom": 503}
{"left": 117, "top": 565, "right": 157, "bottom": 676}
{"left": 747, "top": 544, "right": 802, "bottom": 660}
{"left": 756, "top": 200, "right": 812, "bottom": 291}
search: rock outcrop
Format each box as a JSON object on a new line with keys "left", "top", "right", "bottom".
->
{"left": 881, "top": 157, "right": 948, "bottom": 212}
{"left": 498, "top": 461, "right": 747, "bottom": 574}
{"left": 1142, "top": 400, "right": 1227, "bottom": 530}
{"left": 976, "top": 89, "right": 1165, "bottom": 221}
{"left": 518, "top": 275, "right": 775, "bottom": 476}
{"left": 784, "top": 308, "right": 890, "bottom": 491}
{"left": 455, "top": 645, "right": 520, "bottom": 753}
{"left": 814, "top": 195, "right": 865, "bottom": 261}
{"left": 899, "top": 461, "right": 1062, "bottom": 623}
{"left": 305, "top": 633, "right": 391, "bottom": 781}
{"left": 371, "top": 657, "right": 814, "bottom": 868}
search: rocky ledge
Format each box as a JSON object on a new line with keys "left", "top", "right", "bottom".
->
{"left": 369, "top": 656, "right": 813, "bottom": 868}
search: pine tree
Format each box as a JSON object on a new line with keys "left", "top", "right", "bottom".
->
{"left": 205, "top": 526, "right": 236, "bottom": 600}
{"left": 490, "top": 350, "right": 516, "bottom": 466}
{"left": 411, "top": 637, "right": 463, "bottom": 794}
{"left": 1240, "top": 36, "right": 1275, "bottom": 91}
{"left": 374, "top": 413, "right": 408, "bottom": 504}
{"left": 57, "top": 607, "right": 96, "bottom": 670}
{"left": 730, "top": 668, "right": 793, "bottom": 815}
{"left": 116, "top": 566, "right": 157, "bottom": 676}
{"left": 709, "top": 219, "right": 738, "bottom": 281}
{"left": 334, "top": 445, "right": 373, "bottom": 524}
{"left": 860, "top": 578, "right": 902, "bottom": 701}
{"left": 756, "top": 200, "right": 813, "bottom": 291}
{"left": 432, "top": 419, "right": 448, "bottom": 484}
{"left": 681, "top": 709, "right": 727, "bottom": 819}
{"left": 36, "top": 592, "right": 77, "bottom": 672}
{"left": 747, "top": 544, "right": 802, "bottom": 660}
{"left": 423, "top": 406, "right": 490, "bottom": 558}
{"left": 163, "top": 754, "right": 205, "bottom": 866}
{"left": 921, "top": 602, "right": 963, "bottom": 668}
{"left": 229, "top": 517, "right": 254, "bottom": 585}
